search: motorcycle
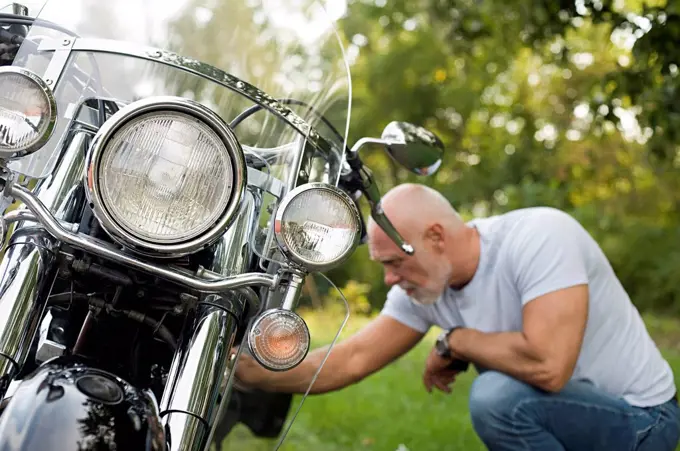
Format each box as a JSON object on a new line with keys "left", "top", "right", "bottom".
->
{"left": 0, "top": 1, "right": 444, "bottom": 449}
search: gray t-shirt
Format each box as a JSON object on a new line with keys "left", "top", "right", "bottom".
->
{"left": 381, "top": 207, "right": 675, "bottom": 407}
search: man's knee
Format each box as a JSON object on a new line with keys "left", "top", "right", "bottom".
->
{"left": 468, "top": 371, "right": 535, "bottom": 431}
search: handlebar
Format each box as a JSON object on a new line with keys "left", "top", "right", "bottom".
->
{"left": 342, "top": 149, "right": 415, "bottom": 255}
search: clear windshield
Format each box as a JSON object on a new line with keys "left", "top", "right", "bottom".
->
{"left": 9, "top": 0, "right": 351, "bottom": 189}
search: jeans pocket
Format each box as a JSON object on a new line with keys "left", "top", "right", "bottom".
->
{"left": 636, "top": 403, "right": 680, "bottom": 451}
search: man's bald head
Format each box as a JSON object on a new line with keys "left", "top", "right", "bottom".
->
{"left": 367, "top": 183, "right": 463, "bottom": 244}
{"left": 366, "top": 183, "right": 474, "bottom": 304}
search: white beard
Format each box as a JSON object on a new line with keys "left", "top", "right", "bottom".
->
{"left": 402, "top": 262, "right": 453, "bottom": 306}
{"left": 409, "top": 288, "right": 442, "bottom": 305}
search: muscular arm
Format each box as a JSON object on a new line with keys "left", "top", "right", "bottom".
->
{"left": 237, "top": 315, "right": 424, "bottom": 394}
{"left": 449, "top": 284, "right": 588, "bottom": 392}
{"left": 449, "top": 211, "right": 590, "bottom": 392}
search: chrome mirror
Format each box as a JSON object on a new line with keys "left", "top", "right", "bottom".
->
{"left": 380, "top": 121, "right": 444, "bottom": 176}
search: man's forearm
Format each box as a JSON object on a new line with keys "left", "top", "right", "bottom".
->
{"left": 258, "top": 345, "right": 360, "bottom": 395}
{"left": 449, "top": 329, "right": 564, "bottom": 391}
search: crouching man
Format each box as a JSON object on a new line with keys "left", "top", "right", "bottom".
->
{"left": 234, "top": 183, "right": 680, "bottom": 451}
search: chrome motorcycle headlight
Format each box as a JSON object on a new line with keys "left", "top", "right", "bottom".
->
{"left": 86, "top": 96, "right": 246, "bottom": 256}
{"left": 0, "top": 67, "right": 57, "bottom": 158}
{"left": 274, "top": 183, "right": 361, "bottom": 272}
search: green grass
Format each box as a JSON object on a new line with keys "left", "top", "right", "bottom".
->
{"left": 220, "top": 310, "right": 680, "bottom": 451}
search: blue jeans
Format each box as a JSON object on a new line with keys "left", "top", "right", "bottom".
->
{"left": 468, "top": 371, "right": 680, "bottom": 451}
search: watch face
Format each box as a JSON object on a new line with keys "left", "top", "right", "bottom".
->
{"left": 435, "top": 332, "right": 449, "bottom": 355}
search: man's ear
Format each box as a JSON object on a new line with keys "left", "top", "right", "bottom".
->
{"left": 424, "top": 223, "right": 445, "bottom": 251}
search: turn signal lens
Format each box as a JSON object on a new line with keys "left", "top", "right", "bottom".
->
{"left": 248, "top": 309, "right": 310, "bottom": 371}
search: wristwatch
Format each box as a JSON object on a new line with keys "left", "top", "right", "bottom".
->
{"left": 435, "top": 327, "right": 470, "bottom": 372}
{"left": 435, "top": 327, "right": 458, "bottom": 358}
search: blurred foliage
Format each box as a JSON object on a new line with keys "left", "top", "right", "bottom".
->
{"left": 326, "top": 0, "right": 680, "bottom": 314}
{"left": 169, "top": 0, "right": 680, "bottom": 314}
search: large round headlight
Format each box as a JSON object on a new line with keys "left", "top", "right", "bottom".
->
{"left": 0, "top": 67, "right": 57, "bottom": 158}
{"left": 86, "top": 96, "right": 246, "bottom": 257}
{"left": 274, "top": 183, "right": 361, "bottom": 272}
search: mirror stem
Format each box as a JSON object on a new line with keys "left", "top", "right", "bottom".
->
{"left": 355, "top": 164, "right": 414, "bottom": 256}
{"left": 349, "top": 137, "right": 390, "bottom": 157}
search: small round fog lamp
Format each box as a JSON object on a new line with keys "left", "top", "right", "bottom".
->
{"left": 0, "top": 67, "right": 57, "bottom": 158}
{"left": 248, "top": 309, "right": 310, "bottom": 371}
{"left": 274, "top": 183, "right": 361, "bottom": 272}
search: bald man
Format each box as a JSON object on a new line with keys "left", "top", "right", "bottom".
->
{"left": 234, "top": 183, "right": 679, "bottom": 450}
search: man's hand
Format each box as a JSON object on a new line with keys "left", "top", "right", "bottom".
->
{"left": 423, "top": 347, "right": 463, "bottom": 394}
{"left": 232, "top": 347, "right": 271, "bottom": 390}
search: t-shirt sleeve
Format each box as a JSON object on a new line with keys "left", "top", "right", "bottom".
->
{"left": 509, "top": 209, "right": 589, "bottom": 306}
{"left": 380, "top": 286, "right": 432, "bottom": 333}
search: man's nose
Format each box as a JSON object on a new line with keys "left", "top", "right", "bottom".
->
{"left": 384, "top": 270, "right": 401, "bottom": 287}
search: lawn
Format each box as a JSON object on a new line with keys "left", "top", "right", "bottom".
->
{"left": 220, "top": 309, "right": 680, "bottom": 451}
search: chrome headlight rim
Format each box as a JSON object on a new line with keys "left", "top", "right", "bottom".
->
{"left": 274, "top": 182, "right": 362, "bottom": 272}
{"left": 0, "top": 66, "right": 57, "bottom": 159}
{"left": 85, "top": 95, "right": 247, "bottom": 257}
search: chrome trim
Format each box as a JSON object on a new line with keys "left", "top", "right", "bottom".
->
{"left": 12, "top": 3, "right": 28, "bottom": 15}
{"left": 0, "top": 125, "right": 85, "bottom": 398}
{"left": 0, "top": 206, "right": 4, "bottom": 249}
{"left": 37, "top": 38, "right": 339, "bottom": 161}
{"left": 274, "top": 183, "right": 362, "bottom": 272}
{"left": 349, "top": 137, "right": 390, "bottom": 156}
{"left": 39, "top": 35, "right": 74, "bottom": 89}
{"left": 35, "top": 310, "right": 66, "bottom": 364}
{"left": 246, "top": 166, "right": 284, "bottom": 199}
{"left": 197, "top": 188, "right": 262, "bottom": 315}
{"left": 0, "top": 67, "right": 58, "bottom": 159}
{"left": 35, "top": 131, "right": 89, "bottom": 223}
{"left": 3, "top": 209, "right": 79, "bottom": 233}
{"left": 0, "top": 227, "right": 59, "bottom": 394}
{"left": 204, "top": 190, "right": 257, "bottom": 277}
{"left": 3, "top": 209, "right": 35, "bottom": 224}
{"left": 85, "top": 96, "right": 247, "bottom": 257}
{"left": 281, "top": 272, "right": 306, "bottom": 311}
{"left": 195, "top": 270, "right": 261, "bottom": 313}
{"left": 161, "top": 188, "right": 260, "bottom": 448}
{"left": 284, "top": 134, "right": 307, "bottom": 193}
{"left": 6, "top": 184, "right": 278, "bottom": 293}
{"left": 160, "top": 303, "right": 238, "bottom": 451}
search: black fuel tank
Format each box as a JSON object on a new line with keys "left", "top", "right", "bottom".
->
{"left": 0, "top": 356, "right": 166, "bottom": 451}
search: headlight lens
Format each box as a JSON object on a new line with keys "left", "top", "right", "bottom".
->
{"left": 87, "top": 96, "right": 246, "bottom": 256}
{"left": 98, "top": 111, "right": 234, "bottom": 243}
{"left": 0, "top": 67, "right": 56, "bottom": 158}
{"left": 275, "top": 184, "right": 361, "bottom": 271}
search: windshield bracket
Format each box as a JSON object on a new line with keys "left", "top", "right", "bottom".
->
{"left": 38, "top": 35, "right": 75, "bottom": 88}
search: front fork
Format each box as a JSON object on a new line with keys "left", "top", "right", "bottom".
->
{"left": 160, "top": 188, "right": 261, "bottom": 451}
{"left": 0, "top": 131, "right": 88, "bottom": 399}
{"left": 160, "top": 300, "right": 240, "bottom": 451}
{"left": 0, "top": 227, "right": 58, "bottom": 396}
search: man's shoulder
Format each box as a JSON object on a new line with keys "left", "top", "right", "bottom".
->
{"left": 471, "top": 207, "right": 579, "bottom": 239}
{"left": 470, "top": 207, "right": 585, "bottom": 269}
